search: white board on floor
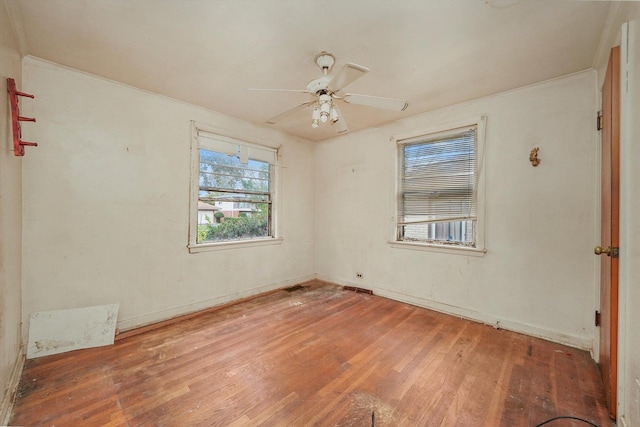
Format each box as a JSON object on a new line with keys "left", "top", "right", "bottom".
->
{"left": 27, "top": 304, "right": 119, "bottom": 359}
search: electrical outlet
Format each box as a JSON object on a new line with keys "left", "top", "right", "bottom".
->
{"left": 356, "top": 273, "right": 363, "bottom": 279}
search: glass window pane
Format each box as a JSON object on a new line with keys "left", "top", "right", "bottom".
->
{"left": 197, "top": 202, "right": 270, "bottom": 243}
{"left": 400, "top": 221, "right": 475, "bottom": 246}
{"left": 197, "top": 145, "right": 273, "bottom": 244}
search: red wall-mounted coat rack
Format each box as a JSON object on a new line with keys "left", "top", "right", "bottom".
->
{"left": 7, "top": 77, "right": 37, "bottom": 156}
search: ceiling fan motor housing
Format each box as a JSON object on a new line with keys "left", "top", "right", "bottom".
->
{"left": 306, "top": 76, "right": 332, "bottom": 95}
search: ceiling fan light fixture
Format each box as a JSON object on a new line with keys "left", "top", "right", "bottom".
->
{"left": 320, "top": 109, "right": 330, "bottom": 122}
{"left": 330, "top": 106, "right": 339, "bottom": 124}
{"left": 311, "top": 105, "right": 320, "bottom": 128}
{"left": 319, "top": 95, "right": 331, "bottom": 123}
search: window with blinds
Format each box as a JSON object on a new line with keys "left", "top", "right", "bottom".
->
{"left": 196, "top": 131, "right": 276, "bottom": 244}
{"left": 397, "top": 125, "right": 477, "bottom": 247}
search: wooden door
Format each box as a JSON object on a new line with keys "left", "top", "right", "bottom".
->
{"left": 597, "top": 45, "right": 620, "bottom": 420}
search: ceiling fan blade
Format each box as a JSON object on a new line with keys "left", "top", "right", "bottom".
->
{"left": 342, "top": 94, "right": 409, "bottom": 111}
{"left": 247, "top": 88, "right": 310, "bottom": 94}
{"left": 327, "top": 63, "right": 369, "bottom": 92}
{"left": 333, "top": 105, "right": 349, "bottom": 134}
{"left": 266, "top": 101, "right": 314, "bottom": 124}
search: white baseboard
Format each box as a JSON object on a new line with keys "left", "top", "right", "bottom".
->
{"left": 0, "top": 347, "right": 25, "bottom": 425}
{"left": 117, "top": 274, "right": 317, "bottom": 332}
{"left": 318, "top": 275, "right": 593, "bottom": 351}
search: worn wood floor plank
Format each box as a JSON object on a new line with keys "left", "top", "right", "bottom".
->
{"left": 11, "top": 281, "right": 613, "bottom": 426}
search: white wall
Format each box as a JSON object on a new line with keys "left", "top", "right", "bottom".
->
{"left": 20, "top": 57, "right": 316, "bottom": 333}
{"left": 0, "top": 2, "right": 24, "bottom": 423}
{"left": 316, "top": 71, "right": 598, "bottom": 350}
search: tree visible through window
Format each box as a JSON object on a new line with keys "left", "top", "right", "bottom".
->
{"left": 195, "top": 132, "right": 276, "bottom": 244}
{"left": 397, "top": 125, "right": 477, "bottom": 247}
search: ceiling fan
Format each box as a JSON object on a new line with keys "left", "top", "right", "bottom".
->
{"left": 251, "top": 51, "right": 409, "bottom": 134}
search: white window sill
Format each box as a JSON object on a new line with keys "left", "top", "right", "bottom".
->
{"left": 388, "top": 240, "right": 487, "bottom": 257}
{"left": 189, "top": 237, "right": 283, "bottom": 253}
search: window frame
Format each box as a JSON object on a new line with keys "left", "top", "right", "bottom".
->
{"left": 188, "top": 121, "right": 282, "bottom": 253}
{"left": 389, "top": 116, "right": 487, "bottom": 256}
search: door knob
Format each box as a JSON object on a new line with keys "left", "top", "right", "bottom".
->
{"left": 594, "top": 246, "right": 612, "bottom": 256}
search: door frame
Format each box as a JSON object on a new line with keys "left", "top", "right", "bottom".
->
{"left": 614, "top": 20, "right": 633, "bottom": 424}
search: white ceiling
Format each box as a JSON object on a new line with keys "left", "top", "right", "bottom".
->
{"left": 7, "top": 0, "right": 613, "bottom": 142}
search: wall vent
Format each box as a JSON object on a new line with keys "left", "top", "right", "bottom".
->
{"left": 344, "top": 286, "right": 373, "bottom": 295}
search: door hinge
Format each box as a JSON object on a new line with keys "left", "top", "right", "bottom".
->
{"left": 595, "top": 310, "right": 601, "bottom": 327}
{"left": 597, "top": 111, "right": 603, "bottom": 131}
{"left": 612, "top": 247, "right": 619, "bottom": 258}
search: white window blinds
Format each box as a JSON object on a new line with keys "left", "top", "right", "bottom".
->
{"left": 398, "top": 125, "right": 477, "bottom": 227}
{"left": 197, "top": 131, "right": 277, "bottom": 164}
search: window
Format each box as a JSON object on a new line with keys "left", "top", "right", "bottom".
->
{"left": 396, "top": 118, "right": 485, "bottom": 251}
{"left": 189, "top": 126, "right": 278, "bottom": 250}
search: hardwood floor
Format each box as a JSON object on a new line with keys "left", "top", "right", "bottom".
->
{"left": 11, "top": 281, "right": 612, "bottom": 426}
